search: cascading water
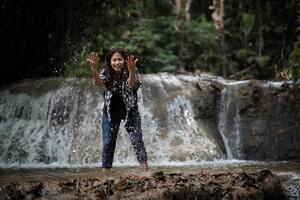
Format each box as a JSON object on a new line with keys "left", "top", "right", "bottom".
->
{"left": 1, "top": 75, "right": 300, "bottom": 166}
{"left": 0, "top": 75, "right": 225, "bottom": 167}
{"left": 217, "top": 81, "right": 249, "bottom": 159}
{"left": 0, "top": 79, "right": 104, "bottom": 166}
{"left": 217, "top": 88, "right": 233, "bottom": 159}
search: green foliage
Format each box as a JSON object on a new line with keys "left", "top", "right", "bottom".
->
{"left": 253, "top": 56, "right": 270, "bottom": 68}
{"left": 126, "top": 16, "right": 220, "bottom": 73}
{"left": 288, "top": 34, "right": 300, "bottom": 80}
{"left": 62, "top": 0, "right": 298, "bottom": 80}
{"left": 286, "top": 10, "right": 300, "bottom": 80}
{"left": 169, "top": 16, "right": 221, "bottom": 72}
{"left": 65, "top": 15, "right": 220, "bottom": 76}
{"left": 65, "top": 44, "right": 92, "bottom": 77}
{"left": 2, "top": 0, "right": 299, "bottom": 83}
{"left": 242, "top": 13, "right": 255, "bottom": 36}
{"left": 240, "top": 13, "right": 256, "bottom": 67}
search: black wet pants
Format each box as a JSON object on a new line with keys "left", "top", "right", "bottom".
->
{"left": 101, "top": 107, "right": 148, "bottom": 168}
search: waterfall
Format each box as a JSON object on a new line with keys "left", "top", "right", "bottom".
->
{"left": 217, "top": 81, "right": 252, "bottom": 159}
{"left": 1, "top": 75, "right": 299, "bottom": 167}
{"left": 0, "top": 79, "right": 104, "bottom": 166}
{"left": 0, "top": 75, "right": 225, "bottom": 167}
{"left": 217, "top": 88, "right": 233, "bottom": 159}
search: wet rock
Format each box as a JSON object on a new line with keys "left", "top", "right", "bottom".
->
{"left": 0, "top": 169, "right": 287, "bottom": 199}
{"left": 152, "top": 171, "right": 165, "bottom": 180}
{"left": 217, "top": 80, "right": 300, "bottom": 160}
{"left": 92, "top": 180, "right": 102, "bottom": 188}
{"left": 114, "top": 177, "right": 129, "bottom": 191}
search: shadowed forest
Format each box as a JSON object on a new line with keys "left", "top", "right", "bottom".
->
{"left": 1, "top": 0, "right": 299, "bottom": 87}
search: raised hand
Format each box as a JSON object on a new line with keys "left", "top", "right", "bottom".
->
{"left": 126, "top": 55, "right": 138, "bottom": 73}
{"left": 87, "top": 52, "right": 100, "bottom": 71}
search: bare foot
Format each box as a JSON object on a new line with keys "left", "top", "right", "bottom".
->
{"left": 139, "top": 162, "right": 149, "bottom": 172}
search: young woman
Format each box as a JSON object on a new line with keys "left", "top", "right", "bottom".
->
{"left": 87, "top": 48, "right": 148, "bottom": 170}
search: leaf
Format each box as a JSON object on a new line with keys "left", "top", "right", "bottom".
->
{"left": 242, "top": 13, "right": 255, "bottom": 36}
{"left": 254, "top": 56, "right": 270, "bottom": 68}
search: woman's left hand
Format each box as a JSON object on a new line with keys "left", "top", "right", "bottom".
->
{"left": 126, "top": 55, "right": 138, "bottom": 72}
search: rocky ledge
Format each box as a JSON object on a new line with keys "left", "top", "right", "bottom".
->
{"left": 0, "top": 169, "right": 285, "bottom": 200}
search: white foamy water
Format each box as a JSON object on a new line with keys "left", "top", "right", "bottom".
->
{"left": 0, "top": 75, "right": 298, "bottom": 169}
{"left": 217, "top": 88, "right": 233, "bottom": 159}
{"left": 0, "top": 76, "right": 224, "bottom": 168}
{"left": 113, "top": 75, "right": 224, "bottom": 166}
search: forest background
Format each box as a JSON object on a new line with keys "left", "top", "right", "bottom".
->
{"left": 1, "top": 0, "right": 300, "bottom": 87}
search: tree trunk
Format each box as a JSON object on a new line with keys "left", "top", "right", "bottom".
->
{"left": 211, "top": 0, "right": 226, "bottom": 77}
{"left": 174, "top": 0, "right": 192, "bottom": 21}
{"left": 256, "top": 0, "right": 264, "bottom": 56}
{"left": 184, "top": 0, "right": 192, "bottom": 21}
{"left": 211, "top": 0, "right": 225, "bottom": 44}
{"left": 135, "top": 0, "right": 144, "bottom": 18}
{"left": 175, "top": 0, "right": 182, "bottom": 16}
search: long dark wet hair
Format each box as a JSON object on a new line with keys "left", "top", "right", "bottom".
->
{"left": 104, "top": 48, "right": 129, "bottom": 89}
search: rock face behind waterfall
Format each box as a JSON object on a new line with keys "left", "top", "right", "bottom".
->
{"left": 0, "top": 74, "right": 299, "bottom": 166}
{"left": 215, "top": 79, "right": 300, "bottom": 160}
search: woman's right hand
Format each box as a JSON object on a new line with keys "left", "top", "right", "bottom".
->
{"left": 87, "top": 52, "right": 100, "bottom": 71}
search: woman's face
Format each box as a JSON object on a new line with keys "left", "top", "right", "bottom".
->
{"left": 110, "top": 52, "right": 125, "bottom": 73}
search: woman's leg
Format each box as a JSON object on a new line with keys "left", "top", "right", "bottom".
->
{"left": 101, "top": 113, "right": 121, "bottom": 168}
{"left": 125, "top": 107, "right": 148, "bottom": 164}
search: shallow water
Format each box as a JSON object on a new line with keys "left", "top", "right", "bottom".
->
{"left": 0, "top": 160, "right": 299, "bottom": 185}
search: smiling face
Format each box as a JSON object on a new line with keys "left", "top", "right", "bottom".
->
{"left": 110, "top": 52, "right": 125, "bottom": 73}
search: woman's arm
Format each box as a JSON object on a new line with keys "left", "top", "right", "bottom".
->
{"left": 126, "top": 55, "right": 139, "bottom": 88}
{"left": 87, "top": 52, "right": 104, "bottom": 87}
